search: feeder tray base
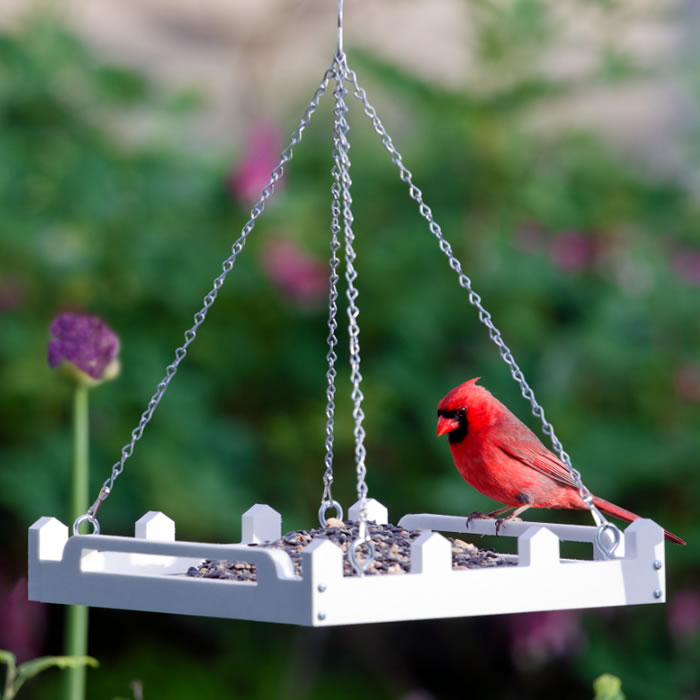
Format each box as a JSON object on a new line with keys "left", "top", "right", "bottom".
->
{"left": 28, "top": 499, "right": 666, "bottom": 626}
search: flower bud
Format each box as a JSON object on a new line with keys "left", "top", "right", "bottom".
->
{"left": 48, "top": 312, "right": 120, "bottom": 387}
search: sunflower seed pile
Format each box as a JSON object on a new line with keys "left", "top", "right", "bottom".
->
{"left": 186, "top": 520, "right": 515, "bottom": 581}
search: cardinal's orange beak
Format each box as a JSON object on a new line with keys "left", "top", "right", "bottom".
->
{"left": 437, "top": 415, "right": 459, "bottom": 437}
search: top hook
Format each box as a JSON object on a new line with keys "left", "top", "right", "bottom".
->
{"left": 337, "top": 0, "right": 344, "bottom": 56}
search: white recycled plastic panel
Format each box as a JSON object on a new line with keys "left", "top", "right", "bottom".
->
{"left": 28, "top": 500, "right": 666, "bottom": 627}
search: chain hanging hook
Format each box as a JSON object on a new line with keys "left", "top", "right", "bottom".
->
{"left": 337, "top": 0, "right": 344, "bottom": 57}
{"left": 348, "top": 520, "right": 375, "bottom": 576}
{"left": 73, "top": 485, "right": 110, "bottom": 535}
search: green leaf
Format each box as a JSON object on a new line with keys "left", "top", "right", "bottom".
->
{"left": 17, "top": 655, "right": 99, "bottom": 682}
{"left": 9, "top": 656, "right": 98, "bottom": 698}
{"left": 1, "top": 650, "right": 17, "bottom": 700}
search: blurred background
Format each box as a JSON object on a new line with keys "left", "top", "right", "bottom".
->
{"left": 1, "top": 0, "right": 699, "bottom": 698}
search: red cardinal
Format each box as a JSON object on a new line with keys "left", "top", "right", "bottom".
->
{"left": 437, "top": 378, "right": 686, "bottom": 545}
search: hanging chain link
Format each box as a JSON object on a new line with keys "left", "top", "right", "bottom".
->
{"left": 318, "top": 66, "right": 345, "bottom": 527}
{"left": 343, "top": 67, "right": 621, "bottom": 558}
{"left": 75, "top": 66, "right": 336, "bottom": 536}
{"left": 319, "top": 1, "right": 374, "bottom": 572}
{"left": 337, "top": 65, "right": 369, "bottom": 512}
{"left": 330, "top": 52, "right": 375, "bottom": 574}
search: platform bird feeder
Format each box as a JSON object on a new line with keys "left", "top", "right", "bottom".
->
{"left": 29, "top": 0, "right": 670, "bottom": 626}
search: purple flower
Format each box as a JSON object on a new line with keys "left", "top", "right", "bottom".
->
{"left": 229, "top": 123, "right": 284, "bottom": 206}
{"left": 0, "top": 577, "right": 47, "bottom": 663}
{"left": 671, "top": 246, "right": 700, "bottom": 286}
{"left": 48, "top": 312, "right": 120, "bottom": 381}
{"left": 506, "top": 610, "right": 585, "bottom": 668}
{"left": 549, "top": 232, "right": 596, "bottom": 272}
{"left": 668, "top": 589, "right": 700, "bottom": 639}
{"left": 261, "top": 239, "right": 327, "bottom": 310}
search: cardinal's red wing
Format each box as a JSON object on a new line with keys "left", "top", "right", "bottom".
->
{"left": 494, "top": 422, "right": 580, "bottom": 490}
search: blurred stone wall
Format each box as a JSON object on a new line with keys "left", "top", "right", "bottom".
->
{"left": 0, "top": 0, "right": 689, "bottom": 172}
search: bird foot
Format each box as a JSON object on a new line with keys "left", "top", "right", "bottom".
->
{"left": 466, "top": 511, "right": 490, "bottom": 526}
{"left": 494, "top": 515, "right": 523, "bottom": 535}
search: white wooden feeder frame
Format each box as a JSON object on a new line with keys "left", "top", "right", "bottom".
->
{"left": 29, "top": 498, "right": 666, "bottom": 626}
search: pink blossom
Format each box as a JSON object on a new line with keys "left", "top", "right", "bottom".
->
{"left": 229, "top": 123, "right": 284, "bottom": 205}
{"left": 0, "top": 577, "right": 47, "bottom": 663}
{"left": 261, "top": 239, "right": 327, "bottom": 310}
{"left": 674, "top": 364, "right": 700, "bottom": 402}
{"left": 672, "top": 247, "right": 700, "bottom": 286}
{"left": 506, "top": 610, "right": 585, "bottom": 667}
{"left": 668, "top": 589, "right": 700, "bottom": 639}
{"left": 549, "top": 232, "right": 596, "bottom": 272}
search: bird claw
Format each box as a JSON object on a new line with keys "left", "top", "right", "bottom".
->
{"left": 494, "top": 515, "right": 522, "bottom": 535}
{"left": 466, "top": 511, "right": 489, "bottom": 526}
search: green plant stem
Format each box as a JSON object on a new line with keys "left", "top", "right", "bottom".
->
{"left": 1, "top": 651, "right": 18, "bottom": 700}
{"left": 71, "top": 385, "right": 89, "bottom": 525}
{"left": 63, "top": 385, "right": 89, "bottom": 700}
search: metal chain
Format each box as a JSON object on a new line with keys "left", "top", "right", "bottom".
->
{"left": 75, "top": 65, "right": 336, "bottom": 535}
{"left": 331, "top": 53, "right": 375, "bottom": 574}
{"left": 318, "top": 71, "right": 344, "bottom": 527}
{"left": 344, "top": 68, "right": 621, "bottom": 557}
{"left": 336, "top": 60, "right": 369, "bottom": 512}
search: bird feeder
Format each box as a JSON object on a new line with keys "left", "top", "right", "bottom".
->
{"left": 28, "top": 0, "right": 670, "bottom": 625}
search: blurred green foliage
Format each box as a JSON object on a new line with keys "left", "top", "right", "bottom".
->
{"left": 592, "top": 673, "right": 625, "bottom": 700}
{"left": 1, "top": 4, "right": 699, "bottom": 699}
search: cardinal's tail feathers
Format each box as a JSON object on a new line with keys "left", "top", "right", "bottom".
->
{"left": 593, "top": 497, "right": 686, "bottom": 546}
{"left": 592, "top": 497, "right": 641, "bottom": 525}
